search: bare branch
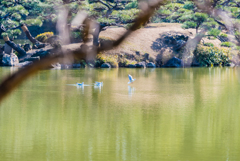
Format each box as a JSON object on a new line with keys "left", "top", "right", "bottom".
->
{"left": 0, "top": 0, "right": 167, "bottom": 102}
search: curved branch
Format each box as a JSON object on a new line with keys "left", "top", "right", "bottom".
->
{"left": 0, "top": 0, "right": 167, "bottom": 102}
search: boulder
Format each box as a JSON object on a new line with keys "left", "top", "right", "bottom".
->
{"left": 101, "top": 63, "right": 111, "bottom": 68}
{"left": 72, "top": 63, "right": 81, "bottom": 68}
{"left": 175, "top": 40, "right": 187, "bottom": 51}
{"left": 225, "top": 63, "right": 235, "bottom": 67}
{"left": 147, "top": 62, "right": 156, "bottom": 68}
{"left": 23, "top": 44, "right": 32, "bottom": 52}
{"left": 2, "top": 53, "right": 19, "bottom": 66}
{"left": 16, "top": 61, "right": 32, "bottom": 67}
{"left": 164, "top": 57, "right": 182, "bottom": 67}
{"left": 135, "top": 62, "right": 146, "bottom": 68}
{"left": 61, "top": 64, "right": 73, "bottom": 69}
{"left": 24, "top": 56, "right": 40, "bottom": 62}
{"left": 143, "top": 53, "right": 149, "bottom": 60}
{"left": 128, "top": 64, "right": 136, "bottom": 68}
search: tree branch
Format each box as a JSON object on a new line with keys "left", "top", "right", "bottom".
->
{"left": 0, "top": 0, "right": 167, "bottom": 103}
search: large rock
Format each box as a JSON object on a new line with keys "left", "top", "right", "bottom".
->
{"left": 2, "top": 53, "right": 19, "bottom": 66}
{"left": 24, "top": 56, "right": 40, "bottom": 62}
{"left": 135, "top": 62, "right": 146, "bottom": 68}
{"left": 147, "top": 62, "right": 156, "bottom": 68}
{"left": 128, "top": 64, "right": 136, "bottom": 68}
{"left": 164, "top": 57, "right": 182, "bottom": 67}
{"left": 72, "top": 63, "right": 81, "bottom": 68}
{"left": 101, "top": 63, "right": 111, "bottom": 68}
{"left": 16, "top": 61, "right": 32, "bottom": 67}
{"left": 23, "top": 44, "right": 32, "bottom": 52}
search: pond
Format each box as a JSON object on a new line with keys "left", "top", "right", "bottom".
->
{"left": 0, "top": 67, "right": 240, "bottom": 161}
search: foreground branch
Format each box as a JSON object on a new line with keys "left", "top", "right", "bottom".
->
{"left": 0, "top": 0, "right": 167, "bottom": 103}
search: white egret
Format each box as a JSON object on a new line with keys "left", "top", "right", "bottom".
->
{"left": 94, "top": 82, "right": 103, "bottom": 87}
{"left": 128, "top": 74, "right": 136, "bottom": 84}
{"left": 77, "top": 82, "right": 84, "bottom": 86}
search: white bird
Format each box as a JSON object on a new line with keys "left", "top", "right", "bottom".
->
{"left": 94, "top": 81, "right": 103, "bottom": 87}
{"left": 77, "top": 82, "right": 84, "bottom": 86}
{"left": 128, "top": 74, "right": 136, "bottom": 84}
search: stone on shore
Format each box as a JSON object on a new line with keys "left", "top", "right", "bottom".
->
{"left": 147, "top": 62, "right": 156, "bottom": 68}
{"left": 128, "top": 64, "right": 136, "bottom": 68}
{"left": 135, "top": 62, "right": 146, "bottom": 68}
{"left": 101, "top": 63, "right": 111, "bottom": 68}
{"left": 2, "top": 53, "right": 19, "bottom": 66}
{"left": 164, "top": 57, "right": 182, "bottom": 67}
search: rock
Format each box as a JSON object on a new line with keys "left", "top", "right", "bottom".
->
{"left": 175, "top": 40, "right": 187, "bottom": 51}
{"left": 128, "top": 64, "right": 136, "bottom": 68}
{"left": 16, "top": 61, "right": 32, "bottom": 67}
{"left": 135, "top": 51, "right": 140, "bottom": 56}
{"left": 135, "top": 62, "right": 146, "bottom": 68}
{"left": 4, "top": 43, "right": 13, "bottom": 54}
{"left": 23, "top": 44, "right": 32, "bottom": 52}
{"left": 61, "top": 64, "right": 73, "bottom": 69}
{"left": 143, "top": 53, "right": 149, "bottom": 60}
{"left": 2, "top": 53, "right": 19, "bottom": 66}
{"left": 147, "top": 62, "right": 156, "bottom": 68}
{"left": 225, "top": 63, "right": 235, "bottom": 67}
{"left": 164, "top": 57, "right": 182, "bottom": 67}
{"left": 101, "top": 63, "right": 111, "bottom": 68}
{"left": 72, "top": 63, "right": 81, "bottom": 68}
{"left": 24, "top": 56, "right": 40, "bottom": 62}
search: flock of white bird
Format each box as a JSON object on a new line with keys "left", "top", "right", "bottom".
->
{"left": 76, "top": 74, "right": 135, "bottom": 87}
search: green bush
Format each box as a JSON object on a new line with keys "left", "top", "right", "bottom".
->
{"left": 182, "top": 21, "right": 197, "bottom": 29}
{"left": 219, "top": 33, "right": 228, "bottom": 38}
{"left": 208, "top": 28, "right": 221, "bottom": 37}
{"left": 194, "top": 46, "right": 230, "bottom": 66}
{"left": 204, "top": 42, "right": 214, "bottom": 47}
{"left": 220, "top": 42, "right": 236, "bottom": 47}
{"left": 183, "top": 1, "right": 195, "bottom": 10}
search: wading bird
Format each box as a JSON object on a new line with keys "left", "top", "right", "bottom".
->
{"left": 128, "top": 74, "right": 136, "bottom": 84}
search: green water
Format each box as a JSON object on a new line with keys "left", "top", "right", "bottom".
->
{"left": 0, "top": 67, "right": 240, "bottom": 161}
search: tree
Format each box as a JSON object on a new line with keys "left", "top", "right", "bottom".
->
{"left": 151, "top": 0, "right": 240, "bottom": 43}
{"left": 0, "top": 0, "right": 61, "bottom": 38}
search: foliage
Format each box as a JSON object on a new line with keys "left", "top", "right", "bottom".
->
{"left": 35, "top": 32, "right": 54, "bottom": 43}
{"left": 194, "top": 45, "right": 231, "bottom": 66}
{"left": 219, "top": 33, "right": 228, "bottom": 38}
{"left": 204, "top": 42, "right": 214, "bottom": 47}
{"left": 0, "top": 0, "right": 62, "bottom": 38}
{"left": 208, "top": 28, "right": 221, "bottom": 37}
{"left": 96, "top": 54, "right": 118, "bottom": 68}
{"left": 220, "top": 42, "right": 236, "bottom": 48}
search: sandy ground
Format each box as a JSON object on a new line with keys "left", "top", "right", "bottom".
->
{"left": 99, "top": 23, "right": 223, "bottom": 59}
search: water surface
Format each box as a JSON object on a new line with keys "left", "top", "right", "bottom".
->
{"left": 0, "top": 67, "right": 240, "bottom": 161}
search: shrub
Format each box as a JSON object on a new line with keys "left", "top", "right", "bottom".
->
{"left": 204, "top": 42, "right": 214, "bottom": 47}
{"left": 182, "top": 21, "right": 197, "bottom": 29}
{"left": 183, "top": 1, "right": 195, "bottom": 10}
{"left": 208, "top": 28, "right": 221, "bottom": 37}
{"left": 194, "top": 45, "right": 230, "bottom": 66}
{"left": 220, "top": 42, "right": 236, "bottom": 47}
{"left": 35, "top": 32, "right": 54, "bottom": 43}
{"left": 96, "top": 54, "right": 118, "bottom": 68}
{"left": 219, "top": 33, "right": 228, "bottom": 38}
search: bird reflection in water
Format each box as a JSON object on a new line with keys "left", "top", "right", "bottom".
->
{"left": 128, "top": 86, "right": 135, "bottom": 97}
{"left": 77, "top": 84, "right": 84, "bottom": 94}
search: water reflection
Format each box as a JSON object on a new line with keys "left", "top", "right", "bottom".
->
{"left": 128, "top": 85, "right": 135, "bottom": 97}
{"left": 0, "top": 68, "right": 240, "bottom": 161}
